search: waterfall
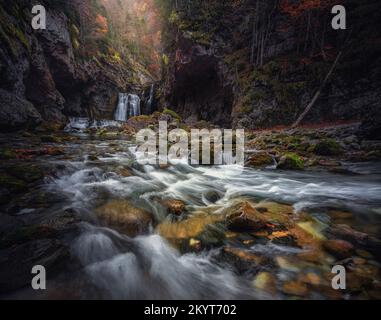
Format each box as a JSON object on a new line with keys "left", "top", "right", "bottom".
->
{"left": 146, "top": 84, "right": 154, "bottom": 114}
{"left": 114, "top": 93, "right": 141, "bottom": 122}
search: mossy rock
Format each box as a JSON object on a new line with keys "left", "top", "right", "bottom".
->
{"left": 0, "top": 148, "right": 17, "bottom": 160}
{"left": 162, "top": 108, "right": 182, "bottom": 122}
{"left": 277, "top": 153, "right": 304, "bottom": 170}
{"left": 0, "top": 173, "right": 28, "bottom": 193}
{"left": 245, "top": 152, "right": 273, "bottom": 167}
{"left": 312, "top": 139, "right": 342, "bottom": 156}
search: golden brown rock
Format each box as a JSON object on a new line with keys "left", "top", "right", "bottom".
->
{"left": 96, "top": 200, "right": 153, "bottom": 237}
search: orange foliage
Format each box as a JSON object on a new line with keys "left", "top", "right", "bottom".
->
{"left": 95, "top": 14, "right": 108, "bottom": 34}
{"left": 280, "top": 0, "right": 340, "bottom": 18}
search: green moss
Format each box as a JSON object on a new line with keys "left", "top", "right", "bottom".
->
{"left": 12, "top": 25, "right": 29, "bottom": 51}
{"left": 313, "top": 139, "right": 342, "bottom": 156}
{"left": 0, "top": 3, "right": 30, "bottom": 54}
{"left": 163, "top": 108, "right": 182, "bottom": 122}
{"left": 162, "top": 53, "right": 169, "bottom": 66}
{"left": 277, "top": 153, "right": 304, "bottom": 170}
{"left": 69, "top": 23, "right": 80, "bottom": 50}
{"left": 168, "top": 11, "right": 180, "bottom": 25}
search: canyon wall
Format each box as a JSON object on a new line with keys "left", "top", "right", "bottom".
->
{"left": 159, "top": 0, "right": 381, "bottom": 134}
{"left": 0, "top": 0, "right": 154, "bottom": 131}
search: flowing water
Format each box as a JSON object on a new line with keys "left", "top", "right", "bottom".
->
{"left": 65, "top": 118, "right": 122, "bottom": 132}
{"left": 3, "top": 131, "right": 381, "bottom": 300}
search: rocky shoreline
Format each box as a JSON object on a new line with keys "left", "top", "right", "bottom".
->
{"left": 0, "top": 114, "right": 380, "bottom": 299}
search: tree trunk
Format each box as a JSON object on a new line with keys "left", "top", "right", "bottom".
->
{"left": 292, "top": 51, "right": 343, "bottom": 128}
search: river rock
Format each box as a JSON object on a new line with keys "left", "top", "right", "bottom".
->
{"left": 215, "top": 247, "right": 266, "bottom": 275}
{"left": 161, "top": 199, "right": 186, "bottom": 215}
{"left": 277, "top": 153, "right": 304, "bottom": 170}
{"left": 282, "top": 281, "right": 309, "bottom": 297}
{"left": 96, "top": 200, "right": 154, "bottom": 237}
{"left": 323, "top": 239, "right": 355, "bottom": 259}
{"left": 312, "top": 139, "right": 342, "bottom": 156}
{"left": 225, "top": 201, "right": 267, "bottom": 232}
{"left": 253, "top": 272, "right": 277, "bottom": 295}
{"left": 156, "top": 212, "right": 224, "bottom": 246}
{"left": 245, "top": 152, "right": 273, "bottom": 168}
{"left": 203, "top": 190, "right": 223, "bottom": 203}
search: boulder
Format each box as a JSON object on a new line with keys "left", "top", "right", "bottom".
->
{"left": 277, "top": 153, "right": 304, "bottom": 170}
{"left": 96, "top": 200, "right": 154, "bottom": 237}
{"left": 161, "top": 199, "right": 186, "bottom": 215}
{"left": 225, "top": 201, "right": 267, "bottom": 232}
{"left": 245, "top": 152, "right": 273, "bottom": 168}
{"left": 312, "top": 139, "right": 342, "bottom": 156}
{"left": 0, "top": 89, "right": 41, "bottom": 131}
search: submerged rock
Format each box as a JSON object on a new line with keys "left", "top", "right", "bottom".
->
{"left": 282, "top": 281, "right": 309, "bottom": 297}
{"left": 203, "top": 190, "right": 223, "bottom": 203}
{"left": 252, "top": 272, "right": 277, "bottom": 295}
{"left": 215, "top": 247, "right": 267, "bottom": 275}
{"left": 323, "top": 239, "right": 355, "bottom": 259}
{"left": 156, "top": 211, "right": 224, "bottom": 246}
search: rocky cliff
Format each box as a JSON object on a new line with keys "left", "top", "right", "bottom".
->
{"left": 159, "top": 0, "right": 381, "bottom": 134}
{"left": 0, "top": 0, "right": 153, "bottom": 131}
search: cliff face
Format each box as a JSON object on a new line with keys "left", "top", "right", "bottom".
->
{"left": 160, "top": 0, "right": 381, "bottom": 130}
{"left": 0, "top": 0, "right": 153, "bottom": 131}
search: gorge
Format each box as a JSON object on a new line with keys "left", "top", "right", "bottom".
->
{"left": 0, "top": 0, "right": 381, "bottom": 300}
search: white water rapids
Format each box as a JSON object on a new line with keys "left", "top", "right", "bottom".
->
{"left": 43, "top": 136, "right": 381, "bottom": 299}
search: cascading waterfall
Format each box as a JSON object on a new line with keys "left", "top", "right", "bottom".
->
{"left": 146, "top": 84, "right": 154, "bottom": 114}
{"left": 115, "top": 93, "right": 141, "bottom": 122}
